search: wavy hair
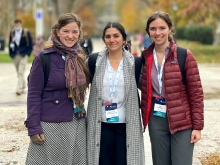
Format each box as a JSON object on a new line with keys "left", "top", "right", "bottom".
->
{"left": 45, "top": 13, "right": 90, "bottom": 99}
{"left": 102, "top": 22, "right": 131, "bottom": 52}
{"left": 51, "top": 13, "right": 83, "bottom": 42}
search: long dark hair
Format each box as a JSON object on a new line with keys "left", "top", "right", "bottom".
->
{"left": 102, "top": 22, "right": 131, "bottom": 52}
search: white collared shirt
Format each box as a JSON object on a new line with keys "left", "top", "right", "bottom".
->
{"left": 14, "top": 29, "right": 22, "bottom": 46}
{"left": 101, "top": 58, "right": 126, "bottom": 123}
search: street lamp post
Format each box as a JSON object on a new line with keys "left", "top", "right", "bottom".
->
{"left": 35, "top": 0, "right": 43, "bottom": 38}
{"left": 172, "top": 1, "right": 178, "bottom": 42}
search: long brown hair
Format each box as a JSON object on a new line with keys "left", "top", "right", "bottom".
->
{"left": 146, "top": 11, "right": 174, "bottom": 41}
{"left": 45, "top": 13, "right": 90, "bottom": 98}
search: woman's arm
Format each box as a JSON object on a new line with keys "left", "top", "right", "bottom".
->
{"left": 185, "top": 49, "right": 204, "bottom": 131}
{"left": 26, "top": 54, "right": 45, "bottom": 136}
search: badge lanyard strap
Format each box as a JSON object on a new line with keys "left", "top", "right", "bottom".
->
{"left": 107, "top": 59, "right": 123, "bottom": 101}
{"left": 153, "top": 48, "right": 166, "bottom": 95}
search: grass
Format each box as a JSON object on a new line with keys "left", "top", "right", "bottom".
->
{"left": 177, "top": 40, "right": 220, "bottom": 63}
{"left": 0, "top": 52, "right": 34, "bottom": 63}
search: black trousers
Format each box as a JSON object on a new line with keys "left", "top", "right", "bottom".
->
{"left": 99, "top": 122, "right": 127, "bottom": 165}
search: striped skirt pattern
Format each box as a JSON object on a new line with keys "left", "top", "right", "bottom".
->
{"left": 25, "top": 116, "right": 86, "bottom": 165}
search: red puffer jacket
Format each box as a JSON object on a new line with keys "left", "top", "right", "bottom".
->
{"left": 141, "top": 40, "right": 204, "bottom": 134}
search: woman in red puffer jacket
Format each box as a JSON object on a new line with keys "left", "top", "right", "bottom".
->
{"left": 140, "top": 11, "right": 204, "bottom": 165}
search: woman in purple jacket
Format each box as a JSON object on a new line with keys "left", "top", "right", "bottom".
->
{"left": 25, "top": 13, "right": 90, "bottom": 164}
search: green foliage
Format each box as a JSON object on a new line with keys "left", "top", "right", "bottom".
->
{"left": 176, "top": 27, "right": 185, "bottom": 39}
{"left": 177, "top": 26, "right": 214, "bottom": 44}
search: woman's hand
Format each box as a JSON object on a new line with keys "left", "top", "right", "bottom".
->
{"left": 30, "top": 133, "right": 45, "bottom": 144}
{"left": 77, "top": 110, "right": 86, "bottom": 118}
{"left": 191, "top": 130, "right": 201, "bottom": 143}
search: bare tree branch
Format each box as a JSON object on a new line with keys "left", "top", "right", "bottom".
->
{"left": 51, "top": 0, "right": 59, "bottom": 18}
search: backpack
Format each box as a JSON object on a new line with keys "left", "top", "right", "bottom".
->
{"left": 10, "top": 28, "right": 29, "bottom": 46}
{"left": 142, "top": 46, "right": 187, "bottom": 85}
{"left": 177, "top": 47, "right": 187, "bottom": 85}
{"left": 88, "top": 52, "right": 142, "bottom": 85}
{"left": 27, "top": 51, "right": 50, "bottom": 88}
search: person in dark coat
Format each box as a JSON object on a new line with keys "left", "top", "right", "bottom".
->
{"left": 80, "top": 31, "right": 93, "bottom": 57}
{"left": 9, "top": 19, "right": 33, "bottom": 95}
{"left": 25, "top": 13, "right": 90, "bottom": 165}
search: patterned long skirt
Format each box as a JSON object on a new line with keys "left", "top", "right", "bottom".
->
{"left": 25, "top": 116, "right": 86, "bottom": 165}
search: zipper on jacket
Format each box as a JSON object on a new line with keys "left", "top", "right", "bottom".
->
{"left": 163, "top": 57, "right": 174, "bottom": 134}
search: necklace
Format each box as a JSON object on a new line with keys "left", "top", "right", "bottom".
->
{"left": 109, "top": 58, "right": 118, "bottom": 62}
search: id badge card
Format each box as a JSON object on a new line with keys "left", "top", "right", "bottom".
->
{"left": 10, "top": 42, "right": 15, "bottom": 49}
{"left": 105, "top": 103, "right": 119, "bottom": 123}
{"left": 153, "top": 97, "right": 166, "bottom": 118}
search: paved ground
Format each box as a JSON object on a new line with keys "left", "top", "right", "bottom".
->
{"left": 0, "top": 39, "right": 220, "bottom": 165}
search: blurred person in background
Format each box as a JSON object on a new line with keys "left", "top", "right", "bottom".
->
{"left": 33, "top": 34, "right": 44, "bottom": 58}
{"left": 143, "top": 33, "right": 151, "bottom": 49}
{"left": 131, "top": 35, "right": 141, "bottom": 56}
{"left": 80, "top": 31, "right": 93, "bottom": 57}
{"left": 9, "top": 19, "right": 33, "bottom": 95}
{"left": 137, "top": 32, "right": 144, "bottom": 50}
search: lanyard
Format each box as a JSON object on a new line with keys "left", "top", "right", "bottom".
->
{"left": 107, "top": 58, "right": 123, "bottom": 100}
{"left": 153, "top": 48, "right": 166, "bottom": 95}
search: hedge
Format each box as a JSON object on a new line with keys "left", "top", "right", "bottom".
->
{"left": 176, "top": 25, "right": 214, "bottom": 45}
